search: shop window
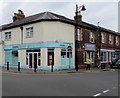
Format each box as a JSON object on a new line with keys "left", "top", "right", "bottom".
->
{"left": 12, "top": 51, "right": 18, "bottom": 57}
{"left": 61, "top": 49, "right": 72, "bottom": 58}
{"left": 67, "top": 52, "right": 72, "bottom": 58}
{"left": 100, "top": 52, "right": 106, "bottom": 62}
{"left": 61, "top": 52, "right": 66, "bottom": 58}
{"left": 111, "top": 52, "right": 115, "bottom": 60}
{"left": 5, "top": 32, "right": 11, "bottom": 41}
{"left": 61, "top": 48, "right": 72, "bottom": 66}
{"left": 85, "top": 51, "right": 94, "bottom": 63}
{"left": 26, "top": 27, "right": 33, "bottom": 38}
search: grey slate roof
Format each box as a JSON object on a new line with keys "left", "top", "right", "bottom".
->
{"left": 0, "top": 11, "right": 120, "bottom": 36}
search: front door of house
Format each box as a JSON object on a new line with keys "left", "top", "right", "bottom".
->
{"left": 28, "top": 52, "right": 39, "bottom": 68}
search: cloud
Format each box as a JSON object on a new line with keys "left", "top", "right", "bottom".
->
{"left": 82, "top": 2, "right": 118, "bottom": 31}
{"left": 0, "top": 1, "right": 118, "bottom": 32}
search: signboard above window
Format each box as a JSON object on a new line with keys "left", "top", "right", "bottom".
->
{"left": 85, "top": 43, "right": 96, "bottom": 51}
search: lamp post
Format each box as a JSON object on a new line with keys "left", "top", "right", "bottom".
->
{"left": 97, "top": 21, "right": 101, "bottom": 59}
{"left": 95, "top": 21, "right": 101, "bottom": 68}
{"left": 75, "top": 4, "right": 86, "bottom": 72}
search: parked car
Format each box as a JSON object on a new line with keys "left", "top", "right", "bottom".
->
{"left": 114, "top": 59, "right": 120, "bottom": 69}
{"left": 111, "top": 58, "right": 120, "bottom": 69}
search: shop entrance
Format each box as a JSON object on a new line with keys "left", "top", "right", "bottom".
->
{"left": 28, "top": 52, "right": 40, "bottom": 68}
{"left": 48, "top": 49, "right": 54, "bottom": 66}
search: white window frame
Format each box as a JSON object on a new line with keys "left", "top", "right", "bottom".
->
{"left": 76, "top": 28, "right": 82, "bottom": 41}
{"left": 109, "top": 34, "right": 113, "bottom": 45}
{"left": 90, "top": 32, "right": 94, "bottom": 43}
{"left": 85, "top": 51, "right": 94, "bottom": 63}
{"left": 26, "top": 27, "right": 33, "bottom": 38}
{"left": 116, "top": 36, "right": 119, "bottom": 46}
{"left": 5, "top": 32, "right": 11, "bottom": 41}
{"left": 101, "top": 32, "right": 106, "bottom": 43}
{"left": 100, "top": 51, "right": 107, "bottom": 63}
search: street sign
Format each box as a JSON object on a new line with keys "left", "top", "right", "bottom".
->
{"left": 67, "top": 46, "right": 72, "bottom": 51}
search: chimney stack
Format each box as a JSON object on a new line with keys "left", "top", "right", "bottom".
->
{"left": 74, "top": 11, "right": 82, "bottom": 23}
{"left": 13, "top": 10, "right": 25, "bottom": 22}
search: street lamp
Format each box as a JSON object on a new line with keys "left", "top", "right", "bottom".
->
{"left": 75, "top": 4, "right": 86, "bottom": 72}
{"left": 97, "top": 21, "right": 101, "bottom": 59}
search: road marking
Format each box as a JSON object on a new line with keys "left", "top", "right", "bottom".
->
{"left": 102, "top": 89, "right": 110, "bottom": 93}
{"left": 93, "top": 93, "right": 101, "bottom": 97}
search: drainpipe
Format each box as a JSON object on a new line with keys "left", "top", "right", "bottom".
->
{"left": 20, "top": 26, "right": 23, "bottom": 44}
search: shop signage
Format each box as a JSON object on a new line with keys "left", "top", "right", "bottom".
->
{"left": 3, "top": 42, "right": 73, "bottom": 50}
{"left": 67, "top": 46, "right": 72, "bottom": 51}
{"left": 85, "top": 43, "right": 96, "bottom": 51}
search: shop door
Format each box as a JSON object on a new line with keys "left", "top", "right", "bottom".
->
{"left": 28, "top": 53, "right": 38, "bottom": 68}
{"left": 48, "top": 52, "right": 54, "bottom": 66}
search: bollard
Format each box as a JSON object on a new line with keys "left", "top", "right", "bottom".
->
{"left": 34, "top": 65, "right": 37, "bottom": 72}
{"left": 75, "top": 65, "right": 78, "bottom": 72}
{"left": 7, "top": 62, "right": 9, "bottom": 71}
{"left": 18, "top": 62, "right": 20, "bottom": 72}
{"left": 51, "top": 65, "right": 53, "bottom": 72}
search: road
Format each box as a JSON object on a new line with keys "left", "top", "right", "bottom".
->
{"left": 2, "top": 70, "right": 119, "bottom": 97}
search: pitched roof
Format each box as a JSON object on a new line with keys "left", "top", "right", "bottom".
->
{"left": 0, "top": 11, "right": 120, "bottom": 36}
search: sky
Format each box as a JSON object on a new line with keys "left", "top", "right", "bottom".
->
{"left": 0, "top": 0, "right": 119, "bottom": 32}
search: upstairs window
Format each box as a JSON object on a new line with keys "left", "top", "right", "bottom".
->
{"left": 116, "top": 36, "right": 119, "bottom": 46}
{"left": 101, "top": 32, "right": 106, "bottom": 43}
{"left": 76, "top": 28, "right": 82, "bottom": 41}
{"left": 26, "top": 27, "right": 33, "bottom": 38}
{"left": 89, "top": 32, "right": 94, "bottom": 43}
{"left": 5, "top": 32, "right": 11, "bottom": 41}
{"left": 109, "top": 34, "right": 113, "bottom": 45}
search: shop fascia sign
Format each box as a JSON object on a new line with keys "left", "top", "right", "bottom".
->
{"left": 85, "top": 43, "right": 96, "bottom": 51}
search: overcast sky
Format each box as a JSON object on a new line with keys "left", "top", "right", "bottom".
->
{"left": 0, "top": 0, "right": 119, "bottom": 32}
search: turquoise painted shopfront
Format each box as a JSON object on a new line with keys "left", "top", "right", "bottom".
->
{"left": 5, "top": 50, "right": 18, "bottom": 65}
{"left": 3, "top": 42, "right": 74, "bottom": 70}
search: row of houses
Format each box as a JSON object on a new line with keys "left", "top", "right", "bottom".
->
{"left": 0, "top": 10, "right": 120, "bottom": 70}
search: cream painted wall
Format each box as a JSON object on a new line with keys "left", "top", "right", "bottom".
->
{"left": 0, "top": 45, "right": 4, "bottom": 65}
{"left": 0, "top": 31, "right": 4, "bottom": 65}
{"left": 23, "top": 22, "right": 43, "bottom": 44}
{"left": 2, "top": 21, "right": 74, "bottom": 45}
{"left": 42, "top": 22, "right": 74, "bottom": 43}
{"left": 54, "top": 48, "right": 61, "bottom": 66}
{"left": 41, "top": 48, "right": 48, "bottom": 66}
{"left": 2, "top": 28, "right": 21, "bottom": 45}
{"left": 18, "top": 50, "right": 26, "bottom": 66}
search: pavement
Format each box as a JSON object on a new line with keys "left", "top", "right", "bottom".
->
{"left": 1, "top": 66, "right": 116, "bottom": 75}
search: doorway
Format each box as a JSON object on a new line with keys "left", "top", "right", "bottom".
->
{"left": 48, "top": 49, "right": 54, "bottom": 66}
{"left": 28, "top": 52, "right": 40, "bottom": 68}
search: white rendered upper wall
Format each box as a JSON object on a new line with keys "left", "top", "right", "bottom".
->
{"left": 1, "top": 21, "right": 74, "bottom": 46}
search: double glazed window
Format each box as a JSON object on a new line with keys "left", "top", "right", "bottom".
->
{"left": 85, "top": 51, "right": 94, "bottom": 63}
{"left": 101, "top": 32, "right": 106, "bottom": 43}
{"left": 100, "top": 52, "right": 106, "bottom": 62}
{"left": 89, "top": 32, "right": 94, "bottom": 43}
{"left": 76, "top": 28, "right": 82, "bottom": 41}
{"left": 5, "top": 32, "right": 11, "bottom": 41}
{"left": 116, "top": 36, "right": 119, "bottom": 46}
{"left": 109, "top": 34, "right": 113, "bottom": 45}
{"left": 26, "top": 27, "right": 33, "bottom": 38}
